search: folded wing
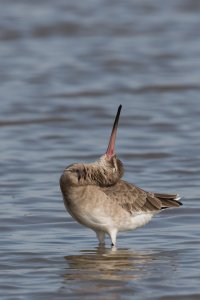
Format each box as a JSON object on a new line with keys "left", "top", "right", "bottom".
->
{"left": 102, "top": 180, "right": 182, "bottom": 214}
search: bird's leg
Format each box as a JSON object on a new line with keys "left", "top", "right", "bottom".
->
{"left": 95, "top": 231, "right": 105, "bottom": 245}
{"left": 108, "top": 229, "right": 117, "bottom": 247}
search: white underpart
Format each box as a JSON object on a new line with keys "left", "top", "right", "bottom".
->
{"left": 80, "top": 209, "right": 156, "bottom": 246}
{"left": 118, "top": 212, "right": 155, "bottom": 232}
{"left": 107, "top": 212, "right": 155, "bottom": 246}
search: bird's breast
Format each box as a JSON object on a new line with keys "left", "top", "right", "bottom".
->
{"left": 62, "top": 185, "right": 116, "bottom": 230}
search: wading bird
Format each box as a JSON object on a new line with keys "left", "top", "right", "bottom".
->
{"left": 60, "top": 105, "right": 182, "bottom": 247}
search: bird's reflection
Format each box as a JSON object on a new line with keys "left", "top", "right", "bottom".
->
{"left": 63, "top": 246, "right": 155, "bottom": 282}
{"left": 61, "top": 246, "right": 180, "bottom": 298}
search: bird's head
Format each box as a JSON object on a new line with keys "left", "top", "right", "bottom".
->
{"left": 60, "top": 105, "right": 124, "bottom": 188}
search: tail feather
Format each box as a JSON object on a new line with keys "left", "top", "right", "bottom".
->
{"left": 154, "top": 193, "right": 182, "bottom": 209}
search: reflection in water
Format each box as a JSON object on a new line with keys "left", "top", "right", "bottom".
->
{"left": 62, "top": 247, "right": 155, "bottom": 298}
{"left": 63, "top": 246, "right": 154, "bottom": 282}
{"left": 62, "top": 248, "right": 180, "bottom": 298}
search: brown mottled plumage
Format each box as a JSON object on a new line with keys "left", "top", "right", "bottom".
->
{"left": 60, "top": 105, "right": 182, "bottom": 246}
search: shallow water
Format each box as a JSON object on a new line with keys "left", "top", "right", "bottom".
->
{"left": 1, "top": 0, "right": 200, "bottom": 299}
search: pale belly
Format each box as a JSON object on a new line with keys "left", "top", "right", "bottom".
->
{"left": 67, "top": 205, "right": 116, "bottom": 233}
{"left": 67, "top": 204, "right": 155, "bottom": 233}
{"left": 117, "top": 212, "right": 156, "bottom": 232}
{"left": 64, "top": 186, "right": 157, "bottom": 234}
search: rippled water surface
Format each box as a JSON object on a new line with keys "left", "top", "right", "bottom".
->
{"left": 1, "top": 1, "right": 200, "bottom": 299}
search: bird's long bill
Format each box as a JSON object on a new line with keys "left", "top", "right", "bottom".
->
{"left": 106, "top": 105, "right": 122, "bottom": 158}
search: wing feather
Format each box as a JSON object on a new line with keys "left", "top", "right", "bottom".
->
{"left": 102, "top": 180, "right": 162, "bottom": 214}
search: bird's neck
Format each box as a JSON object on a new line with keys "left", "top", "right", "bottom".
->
{"left": 83, "top": 161, "right": 120, "bottom": 187}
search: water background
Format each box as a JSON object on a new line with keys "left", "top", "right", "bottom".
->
{"left": 1, "top": 1, "right": 200, "bottom": 299}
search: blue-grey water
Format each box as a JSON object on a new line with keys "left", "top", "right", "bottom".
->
{"left": 1, "top": 1, "right": 200, "bottom": 299}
